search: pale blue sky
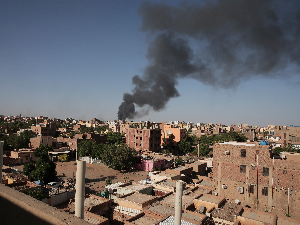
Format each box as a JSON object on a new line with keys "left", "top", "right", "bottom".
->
{"left": 1, "top": 0, "right": 299, "bottom": 126}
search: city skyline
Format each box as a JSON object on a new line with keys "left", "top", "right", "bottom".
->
{"left": 1, "top": 0, "right": 300, "bottom": 127}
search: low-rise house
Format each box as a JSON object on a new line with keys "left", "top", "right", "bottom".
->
{"left": 152, "top": 179, "right": 179, "bottom": 193}
{"left": 134, "top": 157, "right": 166, "bottom": 171}
{"left": 165, "top": 166, "right": 193, "bottom": 181}
{"left": 236, "top": 208, "right": 276, "bottom": 225}
{"left": 193, "top": 194, "right": 226, "bottom": 213}
{"left": 117, "top": 192, "right": 158, "bottom": 210}
{"left": 149, "top": 171, "right": 181, "bottom": 183}
{"left": 10, "top": 149, "right": 38, "bottom": 164}
{"left": 117, "top": 183, "right": 153, "bottom": 197}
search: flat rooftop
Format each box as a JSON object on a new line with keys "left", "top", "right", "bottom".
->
{"left": 199, "top": 180, "right": 212, "bottom": 186}
{"left": 147, "top": 203, "right": 175, "bottom": 216}
{"left": 173, "top": 167, "right": 190, "bottom": 171}
{"left": 211, "top": 201, "right": 242, "bottom": 222}
{"left": 198, "top": 195, "right": 223, "bottom": 204}
{"left": 84, "top": 196, "right": 105, "bottom": 207}
{"left": 160, "top": 194, "right": 194, "bottom": 208}
{"left": 124, "top": 192, "right": 156, "bottom": 204}
{"left": 123, "top": 183, "right": 151, "bottom": 191}
{"left": 156, "top": 179, "right": 177, "bottom": 188}
{"left": 130, "top": 215, "right": 162, "bottom": 225}
{"left": 241, "top": 209, "right": 275, "bottom": 224}
{"left": 219, "top": 142, "right": 256, "bottom": 146}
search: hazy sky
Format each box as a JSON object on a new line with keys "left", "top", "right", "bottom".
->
{"left": 1, "top": 0, "right": 300, "bottom": 126}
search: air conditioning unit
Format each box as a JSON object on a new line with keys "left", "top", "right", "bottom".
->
{"left": 237, "top": 187, "right": 244, "bottom": 194}
{"left": 222, "top": 185, "right": 227, "bottom": 189}
{"left": 225, "top": 151, "right": 230, "bottom": 155}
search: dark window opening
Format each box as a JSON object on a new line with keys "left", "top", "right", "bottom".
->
{"left": 241, "top": 149, "right": 246, "bottom": 157}
{"left": 249, "top": 185, "right": 254, "bottom": 194}
{"left": 263, "top": 167, "right": 269, "bottom": 176}
{"left": 240, "top": 165, "right": 246, "bottom": 173}
{"left": 262, "top": 187, "right": 268, "bottom": 196}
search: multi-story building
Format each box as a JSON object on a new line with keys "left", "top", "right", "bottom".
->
{"left": 161, "top": 124, "right": 186, "bottom": 148}
{"left": 31, "top": 121, "right": 56, "bottom": 137}
{"left": 125, "top": 122, "right": 161, "bottom": 152}
{"left": 212, "top": 141, "right": 300, "bottom": 220}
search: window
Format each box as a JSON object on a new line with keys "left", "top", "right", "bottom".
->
{"left": 263, "top": 167, "right": 269, "bottom": 176}
{"left": 241, "top": 149, "right": 246, "bottom": 157}
{"left": 240, "top": 165, "right": 246, "bottom": 173}
{"left": 140, "top": 137, "right": 142, "bottom": 140}
{"left": 262, "top": 187, "right": 268, "bottom": 196}
{"left": 283, "top": 170, "right": 287, "bottom": 174}
{"left": 249, "top": 185, "right": 254, "bottom": 194}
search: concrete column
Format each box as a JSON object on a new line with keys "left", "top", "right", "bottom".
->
{"left": 75, "top": 160, "right": 86, "bottom": 219}
{"left": 175, "top": 180, "right": 183, "bottom": 225}
{"left": 245, "top": 165, "right": 250, "bottom": 202}
{"left": 268, "top": 167, "right": 273, "bottom": 210}
{"left": 0, "top": 141, "right": 3, "bottom": 180}
{"left": 217, "top": 162, "right": 222, "bottom": 195}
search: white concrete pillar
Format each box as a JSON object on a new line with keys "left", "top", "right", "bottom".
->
{"left": 75, "top": 160, "right": 86, "bottom": 219}
{"left": 175, "top": 180, "right": 183, "bottom": 225}
{"left": 0, "top": 141, "right": 3, "bottom": 181}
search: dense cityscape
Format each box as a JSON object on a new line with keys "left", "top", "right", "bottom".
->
{"left": 2, "top": 0, "right": 300, "bottom": 224}
{"left": 1, "top": 114, "right": 300, "bottom": 224}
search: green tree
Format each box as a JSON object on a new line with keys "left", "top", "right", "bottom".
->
{"left": 177, "top": 139, "right": 192, "bottom": 155}
{"left": 107, "top": 132, "right": 124, "bottom": 145}
{"left": 186, "top": 134, "right": 198, "bottom": 145}
{"left": 97, "top": 125, "right": 109, "bottom": 134}
{"left": 80, "top": 126, "right": 95, "bottom": 134}
{"left": 27, "top": 145, "right": 57, "bottom": 184}
{"left": 23, "top": 188, "right": 48, "bottom": 201}
{"left": 194, "top": 143, "right": 210, "bottom": 157}
{"left": 101, "top": 144, "right": 136, "bottom": 170}
{"left": 175, "top": 157, "right": 183, "bottom": 166}
{"left": 77, "top": 140, "right": 104, "bottom": 159}
{"left": 23, "top": 162, "right": 36, "bottom": 176}
{"left": 272, "top": 147, "right": 283, "bottom": 155}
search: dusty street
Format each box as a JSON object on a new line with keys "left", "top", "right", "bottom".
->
{"left": 55, "top": 160, "right": 149, "bottom": 193}
{"left": 14, "top": 159, "right": 149, "bottom": 193}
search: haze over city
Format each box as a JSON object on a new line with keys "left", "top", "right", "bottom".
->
{"left": 1, "top": 0, "right": 300, "bottom": 126}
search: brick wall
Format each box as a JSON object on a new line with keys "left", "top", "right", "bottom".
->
{"left": 213, "top": 142, "right": 300, "bottom": 220}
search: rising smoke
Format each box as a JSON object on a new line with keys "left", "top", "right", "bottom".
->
{"left": 118, "top": 0, "right": 300, "bottom": 120}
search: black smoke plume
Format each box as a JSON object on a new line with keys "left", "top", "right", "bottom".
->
{"left": 118, "top": 0, "right": 300, "bottom": 120}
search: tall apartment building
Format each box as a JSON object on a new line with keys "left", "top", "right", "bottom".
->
{"left": 31, "top": 121, "right": 56, "bottom": 137}
{"left": 161, "top": 124, "right": 186, "bottom": 147}
{"left": 125, "top": 123, "right": 161, "bottom": 152}
{"left": 212, "top": 142, "right": 300, "bottom": 220}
